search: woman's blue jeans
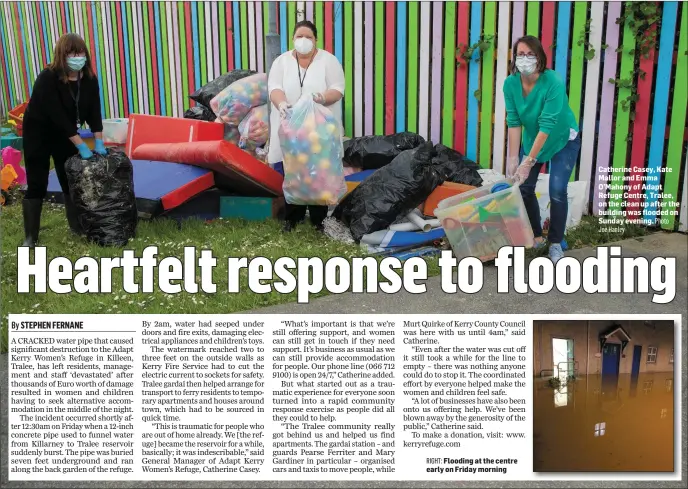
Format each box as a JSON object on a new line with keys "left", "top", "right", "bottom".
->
{"left": 518, "top": 133, "right": 581, "bottom": 244}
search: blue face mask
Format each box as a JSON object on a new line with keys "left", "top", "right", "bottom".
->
{"left": 66, "top": 56, "right": 86, "bottom": 72}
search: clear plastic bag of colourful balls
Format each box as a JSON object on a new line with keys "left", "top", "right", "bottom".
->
{"left": 278, "top": 97, "right": 347, "bottom": 206}
{"left": 210, "top": 73, "right": 268, "bottom": 126}
{"left": 238, "top": 104, "right": 269, "bottom": 152}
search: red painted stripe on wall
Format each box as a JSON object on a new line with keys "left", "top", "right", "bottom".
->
{"left": 542, "top": 2, "right": 555, "bottom": 69}
{"left": 148, "top": 2, "right": 161, "bottom": 115}
{"left": 35, "top": 3, "right": 48, "bottom": 67}
{"left": 184, "top": 2, "right": 195, "bottom": 100}
{"left": 629, "top": 32, "right": 656, "bottom": 216}
{"left": 115, "top": 2, "right": 129, "bottom": 116}
{"left": 324, "top": 2, "right": 333, "bottom": 54}
{"left": 13, "top": 3, "right": 30, "bottom": 97}
{"left": 59, "top": 2, "right": 67, "bottom": 33}
{"left": 227, "top": 3, "right": 234, "bottom": 70}
{"left": 384, "top": 2, "right": 395, "bottom": 134}
{"left": 86, "top": 3, "right": 98, "bottom": 77}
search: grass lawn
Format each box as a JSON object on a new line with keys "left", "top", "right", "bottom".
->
{"left": 0, "top": 194, "right": 650, "bottom": 352}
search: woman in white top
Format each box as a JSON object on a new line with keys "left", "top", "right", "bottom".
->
{"left": 268, "top": 20, "right": 345, "bottom": 232}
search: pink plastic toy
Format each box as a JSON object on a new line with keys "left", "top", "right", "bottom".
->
{"left": 0, "top": 147, "right": 26, "bottom": 185}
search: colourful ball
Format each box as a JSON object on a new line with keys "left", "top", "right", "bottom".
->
{"left": 297, "top": 153, "right": 309, "bottom": 165}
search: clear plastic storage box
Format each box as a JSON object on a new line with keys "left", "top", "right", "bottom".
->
{"left": 434, "top": 179, "right": 535, "bottom": 261}
{"left": 102, "top": 118, "right": 129, "bottom": 145}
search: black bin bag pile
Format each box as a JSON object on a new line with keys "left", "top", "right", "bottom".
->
{"left": 183, "top": 105, "right": 216, "bottom": 122}
{"left": 65, "top": 149, "right": 138, "bottom": 247}
{"left": 333, "top": 143, "right": 482, "bottom": 242}
{"left": 343, "top": 132, "right": 426, "bottom": 170}
{"left": 433, "top": 144, "right": 483, "bottom": 187}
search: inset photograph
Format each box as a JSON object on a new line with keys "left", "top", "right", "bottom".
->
{"left": 533, "top": 319, "right": 675, "bottom": 472}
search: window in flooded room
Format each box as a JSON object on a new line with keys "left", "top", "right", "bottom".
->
{"left": 594, "top": 422, "right": 606, "bottom": 437}
{"left": 660, "top": 409, "right": 668, "bottom": 419}
{"left": 665, "top": 379, "right": 672, "bottom": 392}
{"left": 643, "top": 380, "right": 654, "bottom": 395}
{"left": 646, "top": 346, "right": 658, "bottom": 363}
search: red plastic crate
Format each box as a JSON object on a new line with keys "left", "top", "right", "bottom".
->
{"left": 8, "top": 102, "right": 27, "bottom": 136}
{"left": 8, "top": 102, "right": 27, "bottom": 124}
{"left": 124, "top": 114, "right": 224, "bottom": 158}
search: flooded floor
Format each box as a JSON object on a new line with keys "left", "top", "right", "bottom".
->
{"left": 533, "top": 373, "right": 675, "bottom": 472}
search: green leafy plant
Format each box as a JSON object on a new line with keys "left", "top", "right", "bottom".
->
{"left": 616, "top": 1, "right": 661, "bottom": 58}
{"left": 473, "top": 89, "right": 482, "bottom": 102}
{"left": 607, "top": 2, "right": 662, "bottom": 118}
{"left": 609, "top": 77, "right": 641, "bottom": 113}
{"left": 578, "top": 18, "right": 596, "bottom": 61}
{"left": 456, "top": 33, "right": 496, "bottom": 66}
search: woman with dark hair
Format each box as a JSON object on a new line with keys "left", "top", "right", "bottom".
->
{"left": 503, "top": 35, "right": 581, "bottom": 264}
{"left": 267, "top": 20, "right": 345, "bottom": 232}
{"left": 21, "top": 33, "right": 105, "bottom": 247}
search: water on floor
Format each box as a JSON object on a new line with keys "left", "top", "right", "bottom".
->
{"left": 533, "top": 372, "right": 675, "bottom": 472}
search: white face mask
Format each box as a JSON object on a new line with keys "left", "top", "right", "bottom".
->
{"left": 294, "top": 37, "right": 314, "bottom": 55}
{"left": 515, "top": 57, "right": 537, "bottom": 75}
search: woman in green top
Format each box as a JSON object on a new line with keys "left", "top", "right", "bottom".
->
{"left": 503, "top": 36, "right": 581, "bottom": 264}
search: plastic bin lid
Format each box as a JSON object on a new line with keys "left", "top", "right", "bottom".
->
{"left": 490, "top": 182, "right": 511, "bottom": 193}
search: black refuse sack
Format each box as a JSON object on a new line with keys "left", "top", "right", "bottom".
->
{"left": 65, "top": 149, "right": 137, "bottom": 247}
{"left": 190, "top": 69, "right": 256, "bottom": 109}
{"left": 334, "top": 143, "right": 483, "bottom": 241}
{"left": 184, "top": 105, "right": 216, "bottom": 121}
{"left": 343, "top": 132, "right": 426, "bottom": 170}
{"left": 431, "top": 144, "right": 483, "bottom": 187}
{"left": 333, "top": 142, "right": 438, "bottom": 241}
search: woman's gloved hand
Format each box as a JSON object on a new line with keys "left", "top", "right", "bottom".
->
{"left": 312, "top": 93, "right": 325, "bottom": 104}
{"left": 75, "top": 142, "right": 93, "bottom": 160}
{"left": 514, "top": 156, "right": 536, "bottom": 184}
{"left": 94, "top": 139, "right": 107, "bottom": 155}
{"left": 278, "top": 102, "right": 292, "bottom": 120}
{"left": 506, "top": 156, "right": 519, "bottom": 178}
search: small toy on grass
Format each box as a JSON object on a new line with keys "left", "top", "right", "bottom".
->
{"left": 1, "top": 147, "right": 26, "bottom": 185}
{"left": 1, "top": 164, "right": 18, "bottom": 206}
